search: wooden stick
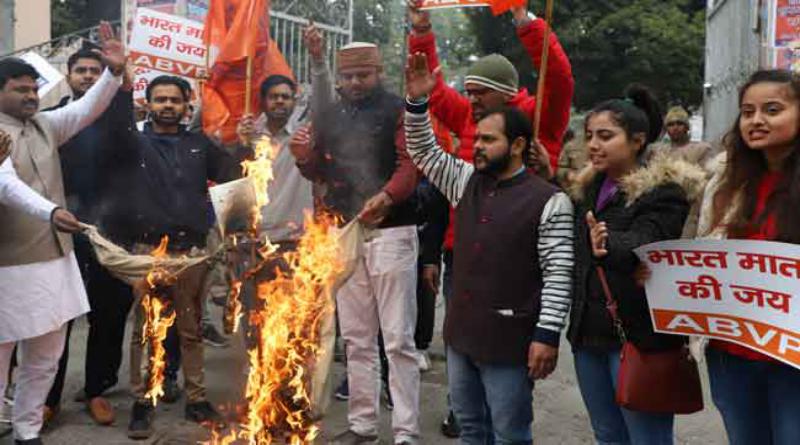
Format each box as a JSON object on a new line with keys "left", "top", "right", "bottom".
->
{"left": 533, "top": 0, "right": 555, "bottom": 141}
{"left": 245, "top": 54, "right": 254, "bottom": 115}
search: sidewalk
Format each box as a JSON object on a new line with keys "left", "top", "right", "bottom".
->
{"left": 1, "top": 300, "right": 726, "bottom": 444}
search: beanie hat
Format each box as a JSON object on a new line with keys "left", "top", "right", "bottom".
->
{"left": 464, "top": 54, "right": 519, "bottom": 96}
{"left": 337, "top": 42, "right": 382, "bottom": 71}
{"left": 665, "top": 106, "right": 690, "bottom": 126}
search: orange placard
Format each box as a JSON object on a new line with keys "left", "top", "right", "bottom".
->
{"left": 653, "top": 309, "right": 800, "bottom": 370}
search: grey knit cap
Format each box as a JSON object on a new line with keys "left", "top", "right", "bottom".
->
{"left": 464, "top": 54, "right": 519, "bottom": 96}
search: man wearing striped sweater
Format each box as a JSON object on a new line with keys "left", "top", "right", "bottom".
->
{"left": 403, "top": 54, "right": 575, "bottom": 444}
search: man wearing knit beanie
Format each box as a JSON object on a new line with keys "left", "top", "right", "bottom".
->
{"left": 293, "top": 25, "right": 421, "bottom": 445}
{"left": 646, "top": 105, "right": 716, "bottom": 172}
{"left": 407, "top": 0, "right": 574, "bottom": 439}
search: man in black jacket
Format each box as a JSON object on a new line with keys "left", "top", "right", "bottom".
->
{"left": 117, "top": 76, "right": 243, "bottom": 440}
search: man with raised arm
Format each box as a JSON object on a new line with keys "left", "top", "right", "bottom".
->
{"left": 402, "top": 53, "right": 575, "bottom": 444}
{"left": 0, "top": 23, "right": 126, "bottom": 444}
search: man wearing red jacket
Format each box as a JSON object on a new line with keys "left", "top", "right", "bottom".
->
{"left": 407, "top": 1, "right": 574, "bottom": 437}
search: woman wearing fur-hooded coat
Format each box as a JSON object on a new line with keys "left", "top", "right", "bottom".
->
{"left": 567, "top": 86, "right": 706, "bottom": 445}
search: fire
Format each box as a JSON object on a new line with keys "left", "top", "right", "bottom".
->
{"left": 140, "top": 236, "right": 177, "bottom": 406}
{"left": 241, "top": 136, "right": 278, "bottom": 234}
{"left": 213, "top": 213, "right": 343, "bottom": 444}
{"left": 225, "top": 136, "right": 281, "bottom": 336}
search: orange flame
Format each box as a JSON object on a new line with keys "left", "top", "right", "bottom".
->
{"left": 141, "top": 236, "right": 177, "bottom": 407}
{"left": 212, "top": 212, "right": 342, "bottom": 444}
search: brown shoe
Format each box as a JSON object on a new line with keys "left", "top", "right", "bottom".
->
{"left": 42, "top": 405, "right": 59, "bottom": 425}
{"left": 87, "top": 397, "right": 115, "bottom": 425}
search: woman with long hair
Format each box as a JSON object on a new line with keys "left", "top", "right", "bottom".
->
{"left": 568, "top": 85, "right": 706, "bottom": 444}
{"left": 695, "top": 69, "right": 800, "bottom": 444}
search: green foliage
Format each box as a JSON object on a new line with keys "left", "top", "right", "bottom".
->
{"left": 52, "top": 0, "right": 89, "bottom": 38}
{"left": 464, "top": 0, "right": 706, "bottom": 110}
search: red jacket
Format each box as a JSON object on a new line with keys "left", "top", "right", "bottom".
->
{"left": 409, "top": 18, "right": 575, "bottom": 249}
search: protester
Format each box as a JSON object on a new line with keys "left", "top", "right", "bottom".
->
{"left": 22, "top": 47, "right": 137, "bottom": 427}
{"left": 567, "top": 86, "right": 706, "bottom": 445}
{"left": 407, "top": 3, "right": 574, "bottom": 432}
{"left": 232, "top": 73, "right": 315, "bottom": 345}
{"left": 404, "top": 52, "right": 575, "bottom": 444}
{"left": 646, "top": 106, "right": 715, "bottom": 170}
{"left": 692, "top": 69, "right": 800, "bottom": 444}
{"left": 0, "top": 24, "right": 125, "bottom": 444}
{"left": 292, "top": 26, "right": 420, "bottom": 445}
{"left": 556, "top": 128, "right": 589, "bottom": 189}
{"left": 116, "top": 76, "right": 245, "bottom": 440}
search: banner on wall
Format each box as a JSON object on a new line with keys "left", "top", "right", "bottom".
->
{"left": 635, "top": 239, "right": 800, "bottom": 370}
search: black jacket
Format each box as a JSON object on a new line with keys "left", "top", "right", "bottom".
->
{"left": 103, "top": 122, "right": 245, "bottom": 250}
{"left": 567, "top": 156, "right": 706, "bottom": 352}
{"left": 416, "top": 178, "right": 449, "bottom": 265}
{"left": 48, "top": 91, "right": 134, "bottom": 223}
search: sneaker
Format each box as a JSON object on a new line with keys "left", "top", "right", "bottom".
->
{"left": 185, "top": 400, "right": 226, "bottom": 429}
{"left": 14, "top": 438, "right": 43, "bottom": 445}
{"left": 328, "top": 429, "right": 379, "bottom": 444}
{"left": 440, "top": 409, "right": 461, "bottom": 438}
{"left": 202, "top": 324, "right": 230, "bottom": 348}
{"left": 382, "top": 384, "right": 394, "bottom": 411}
{"left": 161, "top": 378, "right": 182, "bottom": 404}
{"left": 334, "top": 378, "right": 349, "bottom": 401}
{"left": 417, "top": 350, "right": 431, "bottom": 373}
{"left": 127, "top": 401, "right": 154, "bottom": 440}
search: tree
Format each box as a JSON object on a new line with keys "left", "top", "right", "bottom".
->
{"left": 464, "top": 0, "right": 706, "bottom": 110}
{"left": 52, "top": 0, "right": 89, "bottom": 37}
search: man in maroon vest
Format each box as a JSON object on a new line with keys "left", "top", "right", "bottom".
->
{"left": 402, "top": 54, "right": 575, "bottom": 443}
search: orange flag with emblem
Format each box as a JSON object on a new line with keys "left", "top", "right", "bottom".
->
{"left": 202, "top": 0, "right": 294, "bottom": 144}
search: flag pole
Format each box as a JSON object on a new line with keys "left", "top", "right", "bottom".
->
{"left": 533, "top": 0, "right": 555, "bottom": 142}
{"left": 245, "top": 54, "right": 254, "bottom": 115}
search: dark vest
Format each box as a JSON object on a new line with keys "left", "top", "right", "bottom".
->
{"left": 316, "top": 88, "right": 416, "bottom": 227}
{"left": 445, "top": 170, "right": 558, "bottom": 365}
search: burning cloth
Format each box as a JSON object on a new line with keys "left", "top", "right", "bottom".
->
{"left": 79, "top": 223, "right": 212, "bottom": 285}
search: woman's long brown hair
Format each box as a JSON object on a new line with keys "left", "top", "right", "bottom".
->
{"left": 712, "top": 70, "right": 800, "bottom": 243}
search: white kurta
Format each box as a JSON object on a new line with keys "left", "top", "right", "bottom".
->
{"left": 0, "top": 69, "right": 121, "bottom": 343}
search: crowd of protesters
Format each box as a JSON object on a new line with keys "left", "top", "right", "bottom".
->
{"left": 0, "top": 2, "right": 799, "bottom": 445}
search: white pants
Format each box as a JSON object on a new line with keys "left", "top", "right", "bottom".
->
{"left": 0, "top": 324, "right": 68, "bottom": 440}
{"left": 337, "top": 225, "right": 420, "bottom": 444}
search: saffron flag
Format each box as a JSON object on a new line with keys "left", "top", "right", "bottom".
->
{"left": 202, "top": 0, "right": 293, "bottom": 144}
{"left": 489, "top": 0, "right": 527, "bottom": 15}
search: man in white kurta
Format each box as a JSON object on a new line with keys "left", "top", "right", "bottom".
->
{"left": 0, "top": 36, "right": 124, "bottom": 443}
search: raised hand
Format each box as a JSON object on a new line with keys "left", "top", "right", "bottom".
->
{"left": 289, "top": 123, "right": 314, "bottom": 163}
{"left": 586, "top": 211, "right": 609, "bottom": 258}
{"left": 405, "top": 53, "right": 439, "bottom": 101}
{"left": 407, "top": 0, "right": 431, "bottom": 33}
{"left": 236, "top": 113, "right": 256, "bottom": 146}
{"left": 303, "top": 23, "right": 325, "bottom": 63}
{"left": 528, "top": 138, "right": 553, "bottom": 180}
{"left": 95, "top": 21, "right": 126, "bottom": 74}
{"left": 0, "top": 130, "right": 11, "bottom": 164}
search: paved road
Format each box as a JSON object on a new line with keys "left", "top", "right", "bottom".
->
{"left": 2, "top": 301, "right": 727, "bottom": 444}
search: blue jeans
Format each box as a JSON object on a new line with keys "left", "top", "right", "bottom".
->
{"left": 573, "top": 349, "right": 674, "bottom": 445}
{"left": 707, "top": 348, "right": 800, "bottom": 445}
{"left": 447, "top": 346, "right": 533, "bottom": 445}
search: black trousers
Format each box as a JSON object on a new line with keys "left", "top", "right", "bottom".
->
{"left": 45, "top": 235, "right": 135, "bottom": 406}
{"left": 414, "top": 259, "right": 436, "bottom": 351}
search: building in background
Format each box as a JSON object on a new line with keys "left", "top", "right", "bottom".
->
{"left": 0, "top": 0, "right": 51, "bottom": 55}
{"left": 704, "top": 0, "right": 800, "bottom": 142}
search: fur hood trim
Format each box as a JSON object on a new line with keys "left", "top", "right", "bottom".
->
{"left": 569, "top": 154, "right": 708, "bottom": 207}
